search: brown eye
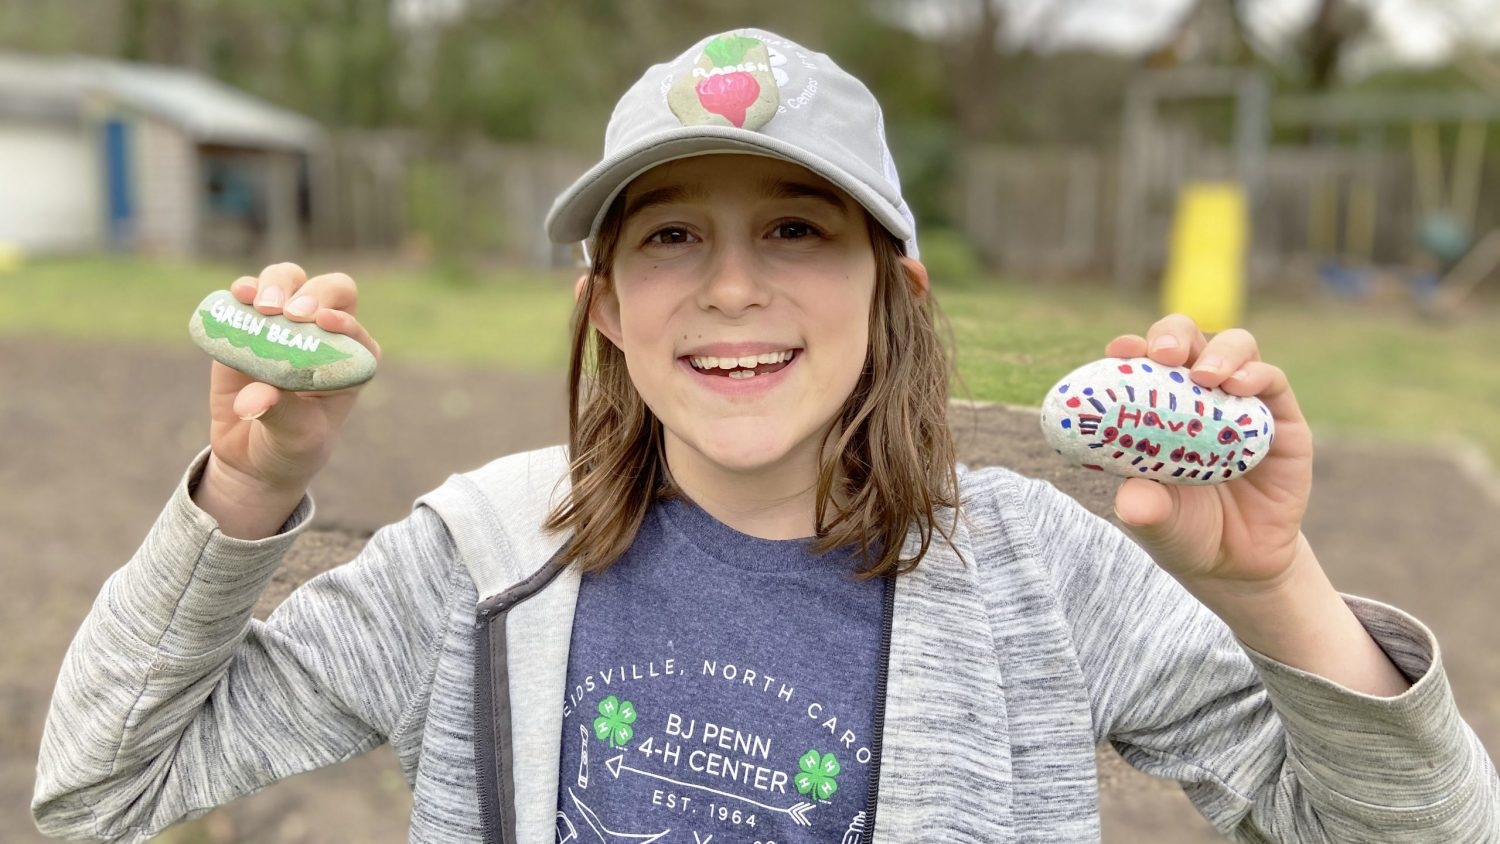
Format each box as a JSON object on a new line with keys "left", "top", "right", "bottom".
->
{"left": 647, "top": 227, "right": 693, "bottom": 245}
{"left": 771, "top": 221, "right": 820, "bottom": 240}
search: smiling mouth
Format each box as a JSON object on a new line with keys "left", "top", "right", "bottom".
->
{"left": 686, "top": 350, "right": 797, "bottom": 380}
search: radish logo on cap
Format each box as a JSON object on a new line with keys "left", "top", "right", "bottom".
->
{"left": 668, "top": 34, "right": 780, "bottom": 130}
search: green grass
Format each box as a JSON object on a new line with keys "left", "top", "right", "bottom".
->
{"left": 941, "top": 277, "right": 1152, "bottom": 407}
{"left": 1239, "top": 299, "right": 1500, "bottom": 457}
{"left": 1, "top": 255, "right": 577, "bottom": 371}
{"left": 942, "top": 275, "right": 1500, "bottom": 464}
{"left": 5, "top": 255, "right": 1499, "bottom": 465}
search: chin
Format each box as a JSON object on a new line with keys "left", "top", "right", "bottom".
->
{"left": 687, "top": 429, "right": 811, "bottom": 476}
{"left": 701, "top": 440, "right": 793, "bottom": 474}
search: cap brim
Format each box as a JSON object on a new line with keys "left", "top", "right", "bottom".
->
{"left": 545, "top": 126, "right": 914, "bottom": 247}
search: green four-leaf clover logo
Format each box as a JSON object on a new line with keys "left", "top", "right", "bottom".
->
{"left": 793, "top": 749, "right": 841, "bottom": 801}
{"left": 593, "top": 696, "right": 637, "bottom": 748}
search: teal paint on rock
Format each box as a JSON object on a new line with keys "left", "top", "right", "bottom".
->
{"left": 187, "top": 290, "right": 376, "bottom": 391}
{"left": 1040, "top": 357, "right": 1274, "bottom": 486}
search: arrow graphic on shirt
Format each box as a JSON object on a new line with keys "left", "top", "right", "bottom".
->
{"left": 604, "top": 754, "right": 817, "bottom": 826}
{"left": 568, "top": 788, "right": 670, "bottom": 843}
{"left": 556, "top": 810, "right": 579, "bottom": 843}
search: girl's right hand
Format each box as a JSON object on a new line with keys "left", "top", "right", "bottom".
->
{"left": 193, "top": 263, "right": 381, "bottom": 539}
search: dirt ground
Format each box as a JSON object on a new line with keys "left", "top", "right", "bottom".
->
{"left": 3, "top": 334, "right": 1497, "bottom": 843}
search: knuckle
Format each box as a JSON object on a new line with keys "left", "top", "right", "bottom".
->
{"left": 321, "top": 272, "right": 358, "bottom": 297}
{"left": 262, "top": 261, "right": 305, "bottom": 284}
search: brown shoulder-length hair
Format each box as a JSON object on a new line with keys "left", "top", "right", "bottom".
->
{"left": 542, "top": 196, "right": 959, "bottom": 578}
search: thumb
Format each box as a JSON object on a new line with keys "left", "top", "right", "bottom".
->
{"left": 232, "top": 381, "right": 285, "bottom": 424}
{"left": 1113, "top": 478, "right": 1188, "bottom": 561}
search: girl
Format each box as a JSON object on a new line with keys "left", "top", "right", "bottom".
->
{"left": 33, "top": 28, "right": 1499, "bottom": 843}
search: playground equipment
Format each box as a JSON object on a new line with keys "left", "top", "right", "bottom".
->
{"left": 1411, "top": 120, "right": 1485, "bottom": 265}
{"left": 1116, "top": 68, "right": 1269, "bottom": 293}
{"left": 1409, "top": 119, "right": 1500, "bottom": 311}
{"left": 1431, "top": 228, "right": 1500, "bottom": 310}
{"left": 1122, "top": 71, "right": 1500, "bottom": 315}
{"left": 1161, "top": 182, "right": 1249, "bottom": 331}
{"left": 1275, "top": 92, "right": 1500, "bottom": 313}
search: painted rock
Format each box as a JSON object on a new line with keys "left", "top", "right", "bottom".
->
{"left": 1040, "top": 357, "right": 1274, "bottom": 485}
{"left": 187, "top": 290, "right": 376, "bottom": 391}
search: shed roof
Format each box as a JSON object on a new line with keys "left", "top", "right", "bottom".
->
{"left": 0, "top": 51, "right": 322, "bottom": 151}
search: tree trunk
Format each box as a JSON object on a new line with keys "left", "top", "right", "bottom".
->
{"left": 946, "top": 0, "right": 1003, "bottom": 142}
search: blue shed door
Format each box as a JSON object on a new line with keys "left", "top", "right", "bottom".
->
{"left": 103, "top": 119, "right": 133, "bottom": 248}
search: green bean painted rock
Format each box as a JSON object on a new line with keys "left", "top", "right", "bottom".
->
{"left": 1040, "top": 356, "right": 1274, "bottom": 485}
{"left": 187, "top": 290, "right": 376, "bottom": 391}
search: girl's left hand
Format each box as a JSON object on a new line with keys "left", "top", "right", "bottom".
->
{"left": 1105, "top": 314, "right": 1315, "bottom": 589}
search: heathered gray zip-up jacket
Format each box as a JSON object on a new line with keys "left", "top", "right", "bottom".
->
{"left": 33, "top": 446, "right": 1500, "bottom": 842}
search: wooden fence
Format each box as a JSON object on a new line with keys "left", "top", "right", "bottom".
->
{"left": 305, "top": 131, "right": 1500, "bottom": 293}
{"left": 310, "top": 131, "right": 589, "bottom": 268}
{"left": 956, "top": 144, "right": 1500, "bottom": 290}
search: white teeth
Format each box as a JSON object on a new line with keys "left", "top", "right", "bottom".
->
{"left": 728, "top": 369, "right": 756, "bottom": 379}
{"left": 688, "top": 349, "right": 795, "bottom": 370}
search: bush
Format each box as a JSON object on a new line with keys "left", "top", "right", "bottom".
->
{"left": 917, "top": 227, "right": 984, "bottom": 285}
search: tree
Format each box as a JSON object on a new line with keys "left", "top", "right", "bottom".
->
{"left": 1299, "top": 0, "right": 1371, "bottom": 90}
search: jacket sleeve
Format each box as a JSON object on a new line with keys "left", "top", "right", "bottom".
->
{"left": 32, "top": 452, "right": 463, "bottom": 843}
{"left": 1014, "top": 475, "right": 1500, "bottom": 843}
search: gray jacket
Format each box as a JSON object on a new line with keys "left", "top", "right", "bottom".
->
{"left": 33, "top": 446, "right": 1500, "bottom": 842}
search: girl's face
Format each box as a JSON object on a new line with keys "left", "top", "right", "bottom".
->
{"left": 591, "top": 154, "right": 877, "bottom": 488}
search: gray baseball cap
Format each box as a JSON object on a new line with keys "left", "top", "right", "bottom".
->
{"left": 545, "top": 28, "right": 919, "bottom": 258}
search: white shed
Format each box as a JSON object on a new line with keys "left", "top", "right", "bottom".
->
{"left": 0, "top": 52, "right": 323, "bottom": 257}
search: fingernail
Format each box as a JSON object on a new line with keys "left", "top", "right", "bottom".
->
{"left": 286, "top": 295, "right": 317, "bottom": 317}
{"left": 1150, "top": 335, "right": 1179, "bottom": 351}
{"left": 1230, "top": 369, "right": 1249, "bottom": 381}
{"left": 255, "top": 287, "right": 283, "bottom": 308}
{"left": 1196, "top": 355, "right": 1225, "bottom": 373}
{"left": 238, "top": 407, "right": 268, "bottom": 422}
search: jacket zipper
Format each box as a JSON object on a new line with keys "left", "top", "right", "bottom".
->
{"left": 862, "top": 574, "right": 896, "bottom": 842}
{"left": 473, "top": 554, "right": 571, "bottom": 844}
{"left": 474, "top": 616, "right": 507, "bottom": 844}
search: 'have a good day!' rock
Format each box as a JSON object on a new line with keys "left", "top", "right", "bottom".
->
{"left": 188, "top": 290, "right": 376, "bottom": 391}
{"left": 1040, "top": 357, "right": 1274, "bottom": 485}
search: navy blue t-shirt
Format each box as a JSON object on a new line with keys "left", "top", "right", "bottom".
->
{"left": 555, "top": 495, "right": 886, "bottom": 843}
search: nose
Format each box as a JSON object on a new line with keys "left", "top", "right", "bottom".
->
{"left": 697, "top": 240, "right": 771, "bottom": 317}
